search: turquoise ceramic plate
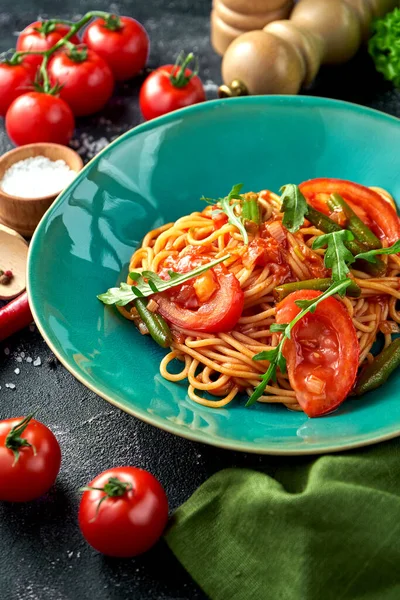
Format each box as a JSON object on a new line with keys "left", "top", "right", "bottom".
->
{"left": 28, "top": 96, "right": 400, "bottom": 455}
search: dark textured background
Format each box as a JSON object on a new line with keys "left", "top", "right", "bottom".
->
{"left": 0, "top": 1, "right": 399, "bottom": 599}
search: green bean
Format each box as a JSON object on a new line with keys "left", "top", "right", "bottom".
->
{"left": 306, "top": 205, "right": 386, "bottom": 277}
{"left": 135, "top": 298, "right": 172, "bottom": 348}
{"left": 273, "top": 278, "right": 361, "bottom": 302}
{"left": 242, "top": 198, "right": 261, "bottom": 225}
{"left": 328, "top": 193, "right": 382, "bottom": 250}
{"left": 354, "top": 338, "right": 400, "bottom": 396}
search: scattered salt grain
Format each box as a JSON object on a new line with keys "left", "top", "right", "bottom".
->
{"left": 4, "top": 347, "right": 9, "bottom": 355}
{"left": 0, "top": 156, "right": 77, "bottom": 199}
{"left": 16, "top": 356, "right": 22, "bottom": 362}
{"left": 20, "top": 352, "right": 25, "bottom": 358}
{"left": 5, "top": 383, "right": 15, "bottom": 389}
{"left": 14, "top": 368, "right": 20, "bottom": 375}
{"left": 26, "top": 357, "right": 33, "bottom": 363}
{"left": 33, "top": 357, "right": 41, "bottom": 367}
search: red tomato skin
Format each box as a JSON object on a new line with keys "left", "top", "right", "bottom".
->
{"left": 140, "top": 65, "right": 206, "bottom": 120}
{"left": 16, "top": 22, "right": 80, "bottom": 69}
{"left": 5, "top": 92, "right": 75, "bottom": 146}
{"left": 300, "top": 178, "right": 400, "bottom": 245}
{"left": 0, "top": 418, "right": 61, "bottom": 502}
{"left": 79, "top": 467, "right": 169, "bottom": 557}
{"left": 157, "top": 263, "right": 244, "bottom": 333}
{"left": 276, "top": 290, "right": 359, "bottom": 418}
{"left": 83, "top": 17, "right": 149, "bottom": 81}
{"left": 0, "top": 62, "right": 34, "bottom": 116}
{"left": 48, "top": 50, "right": 114, "bottom": 116}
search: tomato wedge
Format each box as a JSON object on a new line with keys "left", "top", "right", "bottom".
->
{"left": 276, "top": 290, "right": 359, "bottom": 417}
{"left": 299, "top": 178, "right": 400, "bottom": 245}
{"left": 156, "top": 258, "right": 244, "bottom": 333}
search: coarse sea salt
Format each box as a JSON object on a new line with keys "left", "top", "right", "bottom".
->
{"left": 0, "top": 155, "right": 76, "bottom": 198}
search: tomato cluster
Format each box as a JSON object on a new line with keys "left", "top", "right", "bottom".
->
{"left": 0, "top": 13, "right": 206, "bottom": 147}
{"left": 1, "top": 16, "right": 150, "bottom": 146}
{"left": 0, "top": 413, "right": 168, "bottom": 557}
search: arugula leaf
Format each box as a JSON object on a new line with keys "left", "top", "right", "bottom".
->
{"left": 242, "top": 198, "right": 261, "bottom": 225}
{"left": 97, "top": 254, "right": 230, "bottom": 306}
{"left": 354, "top": 239, "right": 400, "bottom": 263}
{"left": 202, "top": 184, "right": 249, "bottom": 244}
{"left": 245, "top": 279, "right": 351, "bottom": 407}
{"left": 280, "top": 184, "right": 309, "bottom": 233}
{"left": 312, "top": 230, "right": 355, "bottom": 287}
{"left": 253, "top": 347, "right": 279, "bottom": 362}
{"left": 270, "top": 323, "right": 288, "bottom": 333}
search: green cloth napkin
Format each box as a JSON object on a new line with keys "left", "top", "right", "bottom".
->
{"left": 165, "top": 439, "right": 400, "bottom": 600}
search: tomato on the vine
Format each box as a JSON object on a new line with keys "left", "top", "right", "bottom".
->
{"left": 16, "top": 21, "right": 80, "bottom": 70}
{"left": 48, "top": 47, "right": 114, "bottom": 116}
{"left": 0, "top": 415, "right": 61, "bottom": 502}
{"left": 0, "top": 61, "right": 34, "bottom": 116}
{"left": 6, "top": 91, "right": 75, "bottom": 146}
{"left": 79, "top": 466, "right": 169, "bottom": 557}
{"left": 139, "top": 52, "right": 205, "bottom": 120}
{"left": 83, "top": 15, "right": 149, "bottom": 81}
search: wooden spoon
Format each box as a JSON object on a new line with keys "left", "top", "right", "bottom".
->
{"left": 0, "top": 223, "right": 28, "bottom": 300}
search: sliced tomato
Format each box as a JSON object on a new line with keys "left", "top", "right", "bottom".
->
{"left": 276, "top": 290, "right": 359, "bottom": 417}
{"left": 156, "top": 254, "right": 244, "bottom": 333}
{"left": 299, "top": 178, "right": 400, "bottom": 245}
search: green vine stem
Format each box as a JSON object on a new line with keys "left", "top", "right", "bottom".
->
{"left": 6, "top": 10, "right": 115, "bottom": 90}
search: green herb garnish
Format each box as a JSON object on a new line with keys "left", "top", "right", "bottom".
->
{"left": 242, "top": 198, "right": 261, "bottom": 225}
{"left": 97, "top": 254, "right": 230, "bottom": 306}
{"left": 354, "top": 239, "right": 400, "bottom": 263}
{"left": 369, "top": 8, "right": 400, "bottom": 88}
{"left": 312, "top": 230, "right": 355, "bottom": 285}
{"left": 202, "top": 183, "right": 249, "bottom": 244}
{"left": 245, "top": 279, "right": 351, "bottom": 407}
{"left": 280, "top": 184, "right": 309, "bottom": 233}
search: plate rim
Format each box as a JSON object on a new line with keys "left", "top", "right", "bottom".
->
{"left": 27, "top": 95, "right": 400, "bottom": 455}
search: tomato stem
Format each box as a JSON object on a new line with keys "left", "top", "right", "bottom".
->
{"left": 102, "top": 14, "right": 122, "bottom": 31}
{"left": 4, "top": 10, "right": 115, "bottom": 86}
{"left": 80, "top": 476, "right": 133, "bottom": 519}
{"left": 170, "top": 52, "right": 198, "bottom": 88}
{"left": 5, "top": 413, "right": 37, "bottom": 466}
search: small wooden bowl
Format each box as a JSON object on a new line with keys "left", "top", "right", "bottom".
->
{"left": 0, "top": 143, "right": 83, "bottom": 237}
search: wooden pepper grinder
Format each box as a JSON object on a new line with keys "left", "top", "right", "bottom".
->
{"left": 211, "top": 0, "right": 294, "bottom": 56}
{"left": 219, "top": 0, "right": 399, "bottom": 97}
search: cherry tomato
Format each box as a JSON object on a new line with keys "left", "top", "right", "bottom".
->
{"left": 0, "top": 415, "right": 61, "bottom": 502}
{"left": 48, "top": 48, "right": 114, "bottom": 116}
{"left": 79, "top": 466, "right": 168, "bottom": 557}
{"left": 140, "top": 53, "right": 205, "bottom": 120}
{"left": 83, "top": 16, "right": 149, "bottom": 81}
{"left": 156, "top": 253, "right": 244, "bottom": 333}
{"left": 276, "top": 290, "right": 359, "bottom": 417}
{"left": 299, "top": 178, "right": 400, "bottom": 245}
{"left": 6, "top": 92, "right": 75, "bottom": 146}
{"left": 0, "top": 61, "right": 34, "bottom": 116}
{"left": 16, "top": 21, "right": 80, "bottom": 70}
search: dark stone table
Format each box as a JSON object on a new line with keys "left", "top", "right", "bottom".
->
{"left": 0, "top": 1, "right": 399, "bottom": 598}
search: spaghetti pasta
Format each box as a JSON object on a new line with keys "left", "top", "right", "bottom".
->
{"left": 118, "top": 183, "right": 400, "bottom": 416}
